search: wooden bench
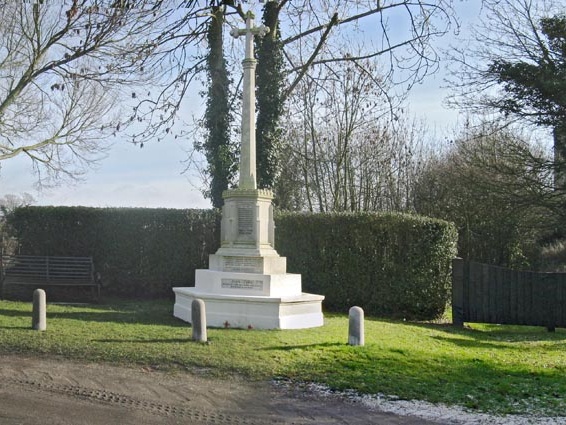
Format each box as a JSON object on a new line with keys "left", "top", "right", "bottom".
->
{"left": 1, "top": 255, "right": 100, "bottom": 302}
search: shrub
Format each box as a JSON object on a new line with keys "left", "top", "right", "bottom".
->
{"left": 6, "top": 208, "right": 457, "bottom": 319}
{"left": 275, "top": 212, "right": 458, "bottom": 320}
{"left": 6, "top": 207, "right": 220, "bottom": 297}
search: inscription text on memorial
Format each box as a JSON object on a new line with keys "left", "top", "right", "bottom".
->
{"left": 238, "top": 203, "right": 254, "bottom": 236}
{"left": 221, "top": 279, "right": 264, "bottom": 291}
{"left": 223, "top": 256, "right": 262, "bottom": 273}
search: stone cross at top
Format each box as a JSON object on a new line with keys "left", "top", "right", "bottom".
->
{"left": 230, "top": 11, "right": 269, "bottom": 190}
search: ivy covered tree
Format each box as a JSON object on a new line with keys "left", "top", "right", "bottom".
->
{"left": 134, "top": 1, "right": 455, "bottom": 203}
{"left": 255, "top": 1, "right": 284, "bottom": 190}
{"left": 200, "top": 5, "right": 236, "bottom": 208}
{"left": 179, "top": 1, "right": 455, "bottom": 202}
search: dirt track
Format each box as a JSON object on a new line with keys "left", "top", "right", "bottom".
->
{"left": 0, "top": 354, "right": 438, "bottom": 425}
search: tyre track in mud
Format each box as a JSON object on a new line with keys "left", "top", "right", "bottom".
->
{"left": 0, "top": 355, "right": 438, "bottom": 425}
{"left": 2, "top": 376, "right": 275, "bottom": 425}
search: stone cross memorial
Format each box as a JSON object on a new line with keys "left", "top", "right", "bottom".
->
{"left": 173, "top": 11, "right": 324, "bottom": 329}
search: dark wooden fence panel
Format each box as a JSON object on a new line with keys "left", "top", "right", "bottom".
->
{"left": 452, "top": 259, "right": 566, "bottom": 329}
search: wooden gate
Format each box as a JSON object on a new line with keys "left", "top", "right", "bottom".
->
{"left": 452, "top": 258, "right": 566, "bottom": 330}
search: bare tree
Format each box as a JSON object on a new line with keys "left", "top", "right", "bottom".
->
{"left": 0, "top": 192, "right": 35, "bottom": 255}
{"left": 0, "top": 193, "right": 35, "bottom": 216}
{"left": 413, "top": 124, "right": 553, "bottom": 267}
{"left": 279, "top": 0, "right": 455, "bottom": 101}
{"left": 0, "top": 1, "right": 180, "bottom": 185}
{"left": 279, "top": 57, "right": 427, "bottom": 212}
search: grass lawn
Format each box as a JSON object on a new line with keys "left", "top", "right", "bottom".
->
{"left": 0, "top": 298, "right": 565, "bottom": 417}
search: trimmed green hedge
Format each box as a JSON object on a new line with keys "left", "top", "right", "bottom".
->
{"left": 275, "top": 212, "right": 458, "bottom": 319}
{"left": 6, "top": 207, "right": 220, "bottom": 297}
{"left": 5, "top": 208, "right": 457, "bottom": 319}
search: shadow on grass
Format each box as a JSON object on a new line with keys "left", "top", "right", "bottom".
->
{"left": 260, "top": 342, "right": 344, "bottom": 351}
{"left": 430, "top": 334, "right": 530, "bottom": 350}
{"left": 408, "top": 321, "right": 566, "bottom": 343}
{"left": 428, "top": 334, "right": 566, "bottom": 353}
{"left": 359, "top": 313, "right": 566, "bottom": 336}
{"left": 93, "top": 338, "right": 190, "bottom": 344}
{"left": 0, "top": 308, "right": 37, "bottom": 329}
{"left": 46, "top": 310, "right": 185, "bottom": 327}
{"left": 0, "top": 326, "right": 30, "bottom": 330}
{"left": 0, "top": 301, "right": 184, "bottom": 327}
{"left": 0, "top": 308, "right": 30, "bottom": 318}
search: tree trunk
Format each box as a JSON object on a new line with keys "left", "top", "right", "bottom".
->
{"left": 553, "top": 123, "right": 566, "bottom": 192}
{"left": 256, "top": 1, "right": 284, "bottom": 190}
{"left": 204, "top": 6, "right": 235, "bottom": 208}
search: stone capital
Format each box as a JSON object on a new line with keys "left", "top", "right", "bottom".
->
{"left": 222, "top": 188, "right": 274, "bottom": 201}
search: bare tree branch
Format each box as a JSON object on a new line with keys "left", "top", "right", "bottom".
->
{"left": 283, "top": 12, "right": 338, "bottom": 102}
{"left": 0, "top": 1, "right": 181, "bottom": 184}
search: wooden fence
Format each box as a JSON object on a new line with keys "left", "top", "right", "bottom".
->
{"left": 452, "top": 258, "right": 566, "bottom": 330}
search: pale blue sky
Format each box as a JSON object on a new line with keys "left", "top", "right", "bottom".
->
{"left": 0, "top": 1, "right": 482, "bottom": 209}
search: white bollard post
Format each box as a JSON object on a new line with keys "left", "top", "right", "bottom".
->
{"left": 348, "top": 306, "right": 364, "bottom": 346}
{"left": 32, "top": 289, "right": 47, "bottom": 331}
{"left": 191, "top": 299, "right": 207, "bottom": 342}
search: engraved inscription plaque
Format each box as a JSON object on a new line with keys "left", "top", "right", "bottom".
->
{"left": 221, "top": 279, "right": 263, "bottom": 291}
{"left": 238, "top": 203, "right": 254, "bottom": 236}
{"left": 224, "top": 256, "right": 262, "bottom": 273}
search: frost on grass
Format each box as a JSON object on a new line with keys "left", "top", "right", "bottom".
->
{"left": 273, "top": 380, "right": 566, "bottom": 425}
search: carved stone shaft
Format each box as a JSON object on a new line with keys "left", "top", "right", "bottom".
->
{"left": 231, "top": 11, "right": 270, "bottom": 190}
